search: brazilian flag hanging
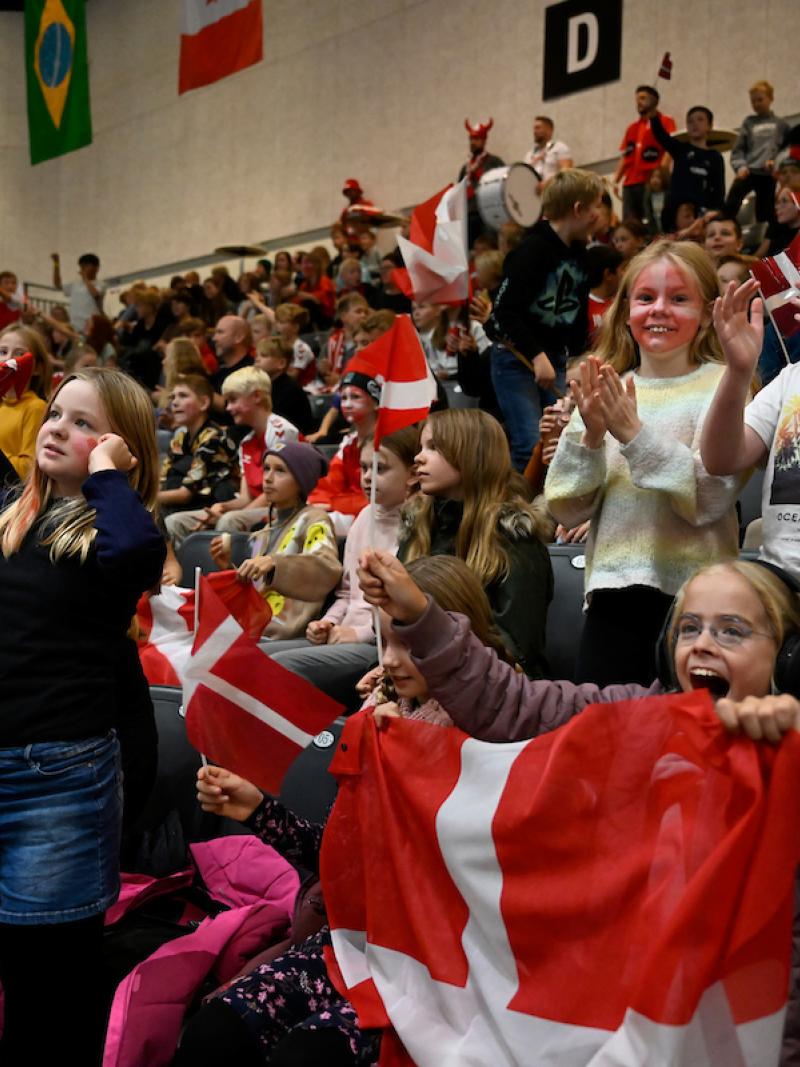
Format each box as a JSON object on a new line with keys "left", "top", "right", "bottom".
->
{"left": 25, "top": 0, "right": 92, "bottom": 165}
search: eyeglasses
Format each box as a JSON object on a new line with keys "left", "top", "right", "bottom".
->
{"left": 675, "top": 615, "right": 774, "bottom": 650}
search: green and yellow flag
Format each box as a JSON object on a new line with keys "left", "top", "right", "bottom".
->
{"left": 25, "top": 0, "right": 92, "bottom": 165}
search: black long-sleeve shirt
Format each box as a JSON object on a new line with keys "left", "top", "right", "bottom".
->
{"left": 488, "top": 219, "right": 589, "bottom": 367}
{"left": 650, "top": 114, "right": 725, "bottom": 218}
{"left": 0, "top": 470, "right": 165, "bottom": 745}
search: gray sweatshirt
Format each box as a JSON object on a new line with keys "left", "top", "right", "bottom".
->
{"left": 731, "top": 113, "right": 789, "bottom": 174}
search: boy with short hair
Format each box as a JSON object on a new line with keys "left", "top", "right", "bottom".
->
{"left": 254, "top": 338, "right": 315, "bottom": 434}
{"left": 165, "top": 367, "right": 299, "bottom": 544}
{"left": 319, "top": 292, "right": 369, "bottom": 389}
{"left": 274, "top": 303, "right": 316, "bottom": 386}
{"left": 725, "top": 80, "right": 789, "bottom": 222}
{"left": 488, "top": 168, "right": 603, "bottom": 469}
{"left": 704, "top": 216, "right": 743, "bottom": 263}
{"left": 651, "top": 105, "right": 725, "bottom": 229}
{"left": 157, "top": 374, "right": 239, "bottom": 517}
{"left": 51, "top": 251, "right": 105, "bottom": 332}
{"left": 584, "top": 245, "right": 623, "bottom": 345}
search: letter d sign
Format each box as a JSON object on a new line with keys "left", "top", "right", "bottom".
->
{"left": 543, "top": 0, "right": 622, "bottom": 100}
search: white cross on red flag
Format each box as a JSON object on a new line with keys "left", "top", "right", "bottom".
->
{"left": 751, "top": 231, "right": 800, "bottom": 338}
{"left": 344, "top": 314, "right": 437, "bottom": 446}
{"left": 321, "top": 691, "right": 800, "bottom": 1066}
{"left": 183, "top": 576, "right": 343, "bottom": 794}
{"left": 397, "top": 180, "right": 470, "bottom": 304}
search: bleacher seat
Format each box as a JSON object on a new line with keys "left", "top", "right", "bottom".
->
{"left": 309, "top": 393, "right": 334, "bottom": 426}
{"left": 156, "top": 428, "right": 173, "bottom": 456}
{"left": 317, "top": 442, "right": 339, "bottom": 462}
{"left": 545, "top": 544, "right": 587, "bottom": 683}
{"left": 279, "top": 716, "right": 345, "bottom": 823}
{"left": 737, "top": 468, "right": 764, "bottom": 541}
{"left": 177, "top": 530, "right": 251, "bottom": 580}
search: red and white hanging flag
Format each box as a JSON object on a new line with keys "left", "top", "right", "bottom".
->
{"left": 397, "top": 180, "right": 469, "bottom": 304}
{"left": 322, "top": 691, "right": 800, "bottom": 1067}
{"left": 658, "top": 51, "right": 673, "bottom": 79}
{"left": 179, "top": 0, "right": 263, "bottom": 95}
{"left": 135, "top": 571, "right": 270, "bottom": 686}
{"left": 751, "top": 230, "right": 800, "bottom": 338}
{"left": 184, "top": 576, "right": 343, "bottom": 794}
{"left": 344, "top": 315, "right": 437, "bottom": 446}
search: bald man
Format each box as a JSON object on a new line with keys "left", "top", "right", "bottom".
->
{"left": 210, "top": 315, "right": 254, "bottom": 416}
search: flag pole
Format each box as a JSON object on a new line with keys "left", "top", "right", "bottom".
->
{"left": 194, "top": 565, "right": 208, "bottom": 769}
{"left": 370, "top": 388, "right": 385, "bottom": 670}
{"left": 752, "top": 275, "right": 792, "bottom": 367}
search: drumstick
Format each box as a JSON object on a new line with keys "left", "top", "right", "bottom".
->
{"left": 505, "top": 340, "right": 565, "bottom": 399}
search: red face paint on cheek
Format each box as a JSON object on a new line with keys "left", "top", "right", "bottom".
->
{"left": 74, "top": 436, "right": 98, "bottom": 456}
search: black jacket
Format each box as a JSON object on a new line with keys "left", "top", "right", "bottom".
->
{"left": 488, "top": 220, "right": 589, "bottom": 367}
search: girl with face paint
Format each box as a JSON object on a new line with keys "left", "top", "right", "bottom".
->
{"left": 545, "top": 241, "right": 746, "bottom": 687}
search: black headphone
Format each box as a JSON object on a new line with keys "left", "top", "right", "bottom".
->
{"left": 655, "top": 560, "right": 800, "bottom": 697}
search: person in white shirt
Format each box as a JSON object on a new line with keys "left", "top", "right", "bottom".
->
{"left": 51, "top": 252, "right": 105, "bottom": 333}
{"left": 524, "top": 116, "right": 573, "bottom": 194}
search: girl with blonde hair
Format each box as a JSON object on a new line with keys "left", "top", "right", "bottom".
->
{"left": 546, "top": 239, "right": 744, "bottom": 686}
{"left": 0, "top": 367, "right": 164, "bottom": 1064}
{"left": 402, "top": 408, "right": 553, "bottom": 677}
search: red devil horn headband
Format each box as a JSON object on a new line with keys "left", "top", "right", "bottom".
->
{"left": 464, "top": 118, "right": 494, "bottom": 139}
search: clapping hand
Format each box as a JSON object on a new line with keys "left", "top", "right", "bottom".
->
{"left": 568, "top": 357, "right": 607, "bottom": 448}
{"left": 597, "top": 366, "right": 641, "bottom": 445}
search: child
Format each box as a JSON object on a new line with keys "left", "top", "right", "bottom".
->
{"left": 0, "top": 324, "right": 52, "bottom": 478}
{"left": 165, "top": 367, "right": 298, "bottom": 543}
{"left": 158, "top": 374, "right": 238, "bottom": 517}
{"left": 152, "top": 336, "right": 209, "bottom": 415}
{"left": 0, "top": 368, "right": 164, "bottom": 1065}
{"left": 401, "top": 408, "right": 553, "bottom": 678}
{"left": 585, "top": 244, "right": 624, "bottom": 344}
{"left": 254, "top": 337, "right": 315, "bottom": 434}
{"left": 725, "top": 80, "right": 789, "bottom": 223}
{"left": 704, "top": 215, "right": 743, "bottom": 263}
{"left": 334, "top": 256, "right": 367, "bottom": 296}
{"left": 179, "top": 316, "right": 218, "bottom": 374}
{"left": 178, "top": 554, "right": 512, "bottom": 1067}
{"left": 412, "top": 301, "right": 454, "bottom": 382}
{"left": 267, "top": 425, "right": 419, "bottom": 705}
{"left": 360, "top": 552, "right": 800, "bottom": 743}
{"left": 700, "top": 278, "right": 800, "bottom": 582}
{"left": 307, "top": 368, "right": 380, "bottom": 533}
{"left": 358, "top": 229, "right": 382, "bottom": 284}
{"left": 611, "top": 218, "right": 648, "bottom": 263}
{"left": 545, "top": 240, "right": 743, "bottom": 687}
{"left": 488, "top": 168, "right": 604, "bottom": 469}
{"left": 319, "top": 291, "right": 369, "bottom": 390}
{"left": 293, "top": 252, "right": 336, "bottom": 329}
{"left": 210, "top": 441, "right": 341, "bottom": 640}
{"left": 643, "top": 166, "right": 669, "bottom": 235}
{"left": 651, "top": 105, "right": 725, "bottom": 229}
{"left": 274, "top": 303, "right": 316, "bottom": 386}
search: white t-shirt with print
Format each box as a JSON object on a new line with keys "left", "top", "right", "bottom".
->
{"left": 744, "top": 361, "right": 800, "bottom": 579}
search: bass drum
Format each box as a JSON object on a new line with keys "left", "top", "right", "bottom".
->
{"left": 475, "top": 163, "right": 541, "bottom": 229}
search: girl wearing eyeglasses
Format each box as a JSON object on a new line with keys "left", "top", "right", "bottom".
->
{"left": 358, "top": 554, "right": 800, "bottom": 743}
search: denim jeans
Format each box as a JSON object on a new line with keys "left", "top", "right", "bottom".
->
{"left": 490, "top": 344, "right": 565, "bottom": 471}
{"left": 0, "top": 732, "right": 122, "bottom": 924}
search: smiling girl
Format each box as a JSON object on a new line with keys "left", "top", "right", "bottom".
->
{"left": 545, "top": 240, "right": 744, "bottom": 686}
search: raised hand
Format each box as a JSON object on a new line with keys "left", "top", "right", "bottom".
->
{"left": 196, "top": 764, "right": 263, "bottom": 822}
{"left": 357, "top": 550, "right": 428, "bottom": 623}
{"left": 712, "top": 279, "right": 763, "bottom": 380}
{"left": 598, "top": 366, "right": 641, "bottom": 445}
{"left": 569, "top": 357, "right": 607, "bottom": 448}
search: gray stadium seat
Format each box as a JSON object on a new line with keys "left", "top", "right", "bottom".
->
{"left": 737, "top": 468, "right": 764, "bottom": 539}
{"left": 545, "top": 544, "right": 587, "bottom": 683}
{"left": 177, "top": 530, "right": 251, "bottom": 579}
{"left": 279, "top": 717, "right": 346, "bottom": 824}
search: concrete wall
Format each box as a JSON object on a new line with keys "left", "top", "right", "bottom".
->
{"left": 2, "top": 0, "right": 798, "bottom": 287}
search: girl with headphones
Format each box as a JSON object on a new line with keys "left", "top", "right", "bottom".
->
{"left": 358, "top": 552, "right": 800, "bottom": 744}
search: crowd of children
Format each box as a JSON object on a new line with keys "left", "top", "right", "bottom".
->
{"left": 3, "top": 73, "right": 800, "bottom": 1067}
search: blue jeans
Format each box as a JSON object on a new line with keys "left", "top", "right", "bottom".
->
{"left": 0, "top": 732, "right": 122, "bottom": 924}
{"left": 490, "top": 344, "right": 565, "bottom": 471}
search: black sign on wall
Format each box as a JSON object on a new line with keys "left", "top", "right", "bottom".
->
{"left": 542, "top": 0, "right": 623, "bottom": 101}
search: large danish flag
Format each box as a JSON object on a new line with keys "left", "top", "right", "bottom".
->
{"left": 751, "top": 231, "right": 800, "bottom": 338}
{"left": 321, "top": 691, "right": 800, "bottom": 1066}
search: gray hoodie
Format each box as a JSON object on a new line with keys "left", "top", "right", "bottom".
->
{"left": 731, "top": 112, "right": 790, "bottom": 174}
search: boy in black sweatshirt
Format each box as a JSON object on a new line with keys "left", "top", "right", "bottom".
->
{"left": 487, "top": 169, "right": 603, "bottom": 470}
